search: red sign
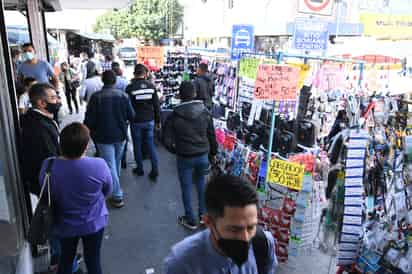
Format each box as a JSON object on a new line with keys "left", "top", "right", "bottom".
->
{"left": 304, "top": 0, "right": 330, "bottom": 11}
{"left": 254, "top": 64, "right": 300, "bottom": 100}
{"left": 298, "top": 0, "right": 334, "bottom": 16}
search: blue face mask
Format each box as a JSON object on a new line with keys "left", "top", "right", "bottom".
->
{"left": 23, "top": 52, "right": 35, "bottom": 62}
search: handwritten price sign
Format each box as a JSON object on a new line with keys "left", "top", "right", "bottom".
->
{"left": 267, "top": 159, "right": 305, "bottom": 191}
{"left": 254, "top": 64, "right": 300, "bottom": 100}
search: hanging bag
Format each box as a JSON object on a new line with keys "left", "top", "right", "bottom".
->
{"left": 28, "top": 158, "right": 55, "bottom": 245}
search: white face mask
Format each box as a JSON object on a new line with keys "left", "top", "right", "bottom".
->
{"left": 23, "top": 52, "right": 35, "bottom": 62}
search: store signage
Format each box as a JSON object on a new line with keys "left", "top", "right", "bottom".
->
{"left": 293, "top": 18, "right": 329, "bottom": 52}
{"left": 231, "top": 24, "right": 255, "bottom": 61}
{"left": 298, "top": 0, "right": 334, "bottom": 16}
{"left": 239, "top": 58, "right": 260, "bottom": 80}
{"left": 254, "top": 64, "right": 300, "bottom": 100}
{"left": 360, "top": 13, "right": 412, "bottom": 39}
{"left": 267, "top": 159, "right": 305, "bottom": 191}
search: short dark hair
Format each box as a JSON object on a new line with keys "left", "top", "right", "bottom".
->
{"left": 105, "top": 55, "right": 112, "bottom": 61}
{"left": 60, "top": 122, "right": 90, "bottom": 159}
{"left": 22, "top": 43, "right": 34, "bottom": 50}
{"left": 205, "top": 175, "right": 258, "bottom": 218}
{"left": 112, "top": 62, "right": 121, "bottom": 75}
{"left": 29, "top": 83, "right": 54, "bottom": 107}
{"left": 102, "top": 70, "right": 116, "bottom": 86}
{"left": 23, "top": 77, "right": 36, "bottom": 88}
{"left": 134, "top": 64, "right": 147, "bottom": 77}
{"left": 198, "top": 63, "right": 208, "bottom": 73}
{"left": 179, "top": 81, "right": 196, "bottom": 101}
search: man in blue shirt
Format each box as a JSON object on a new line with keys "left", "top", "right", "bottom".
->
{"left": 18, "top": 43, "right": 58, "bottom": 88}
{"left": 163, "top": 175, "right": 278, "bottom": 274}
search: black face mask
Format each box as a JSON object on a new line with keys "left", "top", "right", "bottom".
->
{"left": 212, "top": 225, "right": 250, "bottom": 267}
{"left": 46, "top": 102, "right": 61, "bottom": 114}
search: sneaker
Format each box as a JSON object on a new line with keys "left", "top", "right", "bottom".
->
{"left": 132, "top": 168, "right": 144, "bottom": 176}
{"left": 110, "top": 198, "right": 125, "bottom": 208}
{"left": 178, "top": 216, "right": 198, "bottom": 230}
{"left": 148, "top": 170, "right": 158, "bottom": 181}
{"left": 199, "top": 215, "right": 205, "bottom": 225}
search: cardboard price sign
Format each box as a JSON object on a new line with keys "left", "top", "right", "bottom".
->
{"left": 254, "top": 65, "right": 300, "bottom": 100}
{"left": 239, "top": 58, "right": 260, "bottom": 80}
{"left": 267, "top": 159, "right": 305, "bottom": 191}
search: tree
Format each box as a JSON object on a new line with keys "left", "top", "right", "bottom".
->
{"left": 93, "top": 0, "right": 184, "bottom": 44}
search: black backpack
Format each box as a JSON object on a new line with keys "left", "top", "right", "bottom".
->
{"left": 252, "top": 227, "right": 270, "bottom": 274}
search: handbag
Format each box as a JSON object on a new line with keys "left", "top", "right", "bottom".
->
{"left": 28, "top": 158, "right": 55, "bottom": 245}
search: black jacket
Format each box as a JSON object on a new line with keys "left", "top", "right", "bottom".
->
{"left": 21, "top": 109, "right": 60, "bottom": 195}
{"left": 192, "top": 74, "right": 214, "bottom": 109}
{"left": 126, "top": 79, "right": 160, "bottom": 124}
{"left": 163, "top": 100, "right": 217, "bottom": 157}
{"left": 84, "top": 86, "right": 135, "bottom": 144}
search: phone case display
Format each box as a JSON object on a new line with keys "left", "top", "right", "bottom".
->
{"left": 213, "top": 63, "right": 237, "bottom": 109}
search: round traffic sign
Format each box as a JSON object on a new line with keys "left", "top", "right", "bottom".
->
{"left": 303, "top": 0, "right": 331, "bottom": 12}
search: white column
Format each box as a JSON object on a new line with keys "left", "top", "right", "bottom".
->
{"left": 26, "top": 0, "right": 48, "bottom": 61}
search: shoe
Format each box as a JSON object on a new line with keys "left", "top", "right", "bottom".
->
{"left": 132, "top": 168, "right": 144, "bottom": 176}
{"left": 110, "top": 198, "right": 125, "bottom": 208}
{"left": 199, "top": 215, "right": 205, "bottom": 225}
{"left": 178, "top": 216, "right": 198, "bottom": 230}
{"left": 148, "top": 170, "right": 158, "bottom": 181}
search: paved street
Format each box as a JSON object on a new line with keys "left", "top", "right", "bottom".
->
{"left": 60, "top": 66, "right": 337, "bottom": 274}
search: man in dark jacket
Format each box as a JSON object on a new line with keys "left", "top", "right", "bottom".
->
{"left": 163, "top": 81, "right": 218, "bottom": 230}
{"left": 21, "top": 83, "right": 61, "bottom": 196}
{"left": 126, "top": 64, "right": 161, "bottom": 181}
{"left": 84, "top": 70, "right": 135, "bottom": 208}
{"left": 192, "top": 63, "right": 214, "bottom": 110}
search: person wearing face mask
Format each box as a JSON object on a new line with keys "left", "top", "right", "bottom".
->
{"left": 163, "top": 175, "right": 278, "bottom": 274}
{"left": 20, "top": 83, "right": 61, "bottom": 196}
{"left": 17, "top": 43, "right": 59, "bottom": 89}
{"left": 59, "top": 62, "right": 80, "bottom": 114}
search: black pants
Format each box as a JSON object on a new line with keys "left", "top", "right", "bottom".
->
{"left": 58, "top": 228, "right": 104, "bottom": 274}
{"left": 65, "top": 88, "right": 79, "bottom": 113}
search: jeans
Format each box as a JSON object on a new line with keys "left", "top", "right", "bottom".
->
{"left": 65, "top": 88, "right": 79, "bottom": 113}
{"left": 96, "top": 142, "right": 125, "bottom": 200}
{"left": 130, "top": 121, "right": 158, "bottom": 172}
{"left": 58, "top": 229, "right": 104, "bottom": 274}
{"left": 177, "top": 153, "right": 209, "bottom": 224}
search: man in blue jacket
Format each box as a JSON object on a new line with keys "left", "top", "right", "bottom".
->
{"left": 84, "top": 70, "right": 135, "bottom": 208}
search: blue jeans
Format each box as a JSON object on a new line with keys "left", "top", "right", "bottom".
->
{"left": 96, "top": 142, "right": 125, "bottom": 200}
{"left": 130, "top": 121, "right": 158, "bottom": 172}
{"left": 177, "top": 154, "right": 209, "bottom": 224}
{"left": 58, "top": 229, "right": 104, "bottom": 274}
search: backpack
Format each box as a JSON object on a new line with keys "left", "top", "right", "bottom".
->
{"left": 252, "top": 227, "right": 270, "bottom": 274}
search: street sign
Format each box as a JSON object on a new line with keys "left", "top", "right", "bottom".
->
{"left": 231, "top": 24, "right": 254, "bottom": 61}
{"left": 293, "top": 18, "right": 329, "bottom": 52}
{"left": 298, "top": 0, "right": 334, "bottom": 16}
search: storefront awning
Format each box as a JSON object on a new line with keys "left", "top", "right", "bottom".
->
{"left": 58, "top": 0, "right": 129, "bottom": 9}
{"left": 72, "top": 31, "right": 116, "bottom": 42}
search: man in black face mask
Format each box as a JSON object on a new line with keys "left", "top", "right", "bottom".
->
{"left": 163, "top": 175, "right": 278, "bottom": 274}
{"left": 21, "top": 83, "right": 61, "bottom": 196}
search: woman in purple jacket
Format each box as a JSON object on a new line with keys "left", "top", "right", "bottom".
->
{"left": 39, "top": 122, "right": 112, "bottom": 274}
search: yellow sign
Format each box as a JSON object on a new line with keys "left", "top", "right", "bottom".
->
{"left": 361, "top": 13, "right": 412, "bottom": 39}
{"left": 289, "top": 63, "right": 310, "bottom": 90}
{"left": 267, "top": 159, "right": 305, "bottom": 191}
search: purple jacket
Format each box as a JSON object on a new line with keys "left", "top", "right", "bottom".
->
{"left": 39, "top": 157, "right": 113, "bottom": 238}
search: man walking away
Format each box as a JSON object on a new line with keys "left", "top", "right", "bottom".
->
{"left": 192, "top": 63, "right": 214, "bottom": 110}
{"left": 126, "top": 64, "right": 161, "bottom": 181}
{"left": 163, "top": 81, "right": 218, "bottom": 229}
{"left": 163, "top": 175, "right": 278, "bottom": 274}
{"left": 112, "top": 62, "right": 128, "bottom": 92}
{"left": 21, "top": 83, "right": 61, "bottom": 195}
{"left": 59, "top": 62, "right": 79, "bottom": 114}
{"left": 84, "top": 70, "right": 135, "bottom": 208}
{"left": 102, "top": 55, "right": 113, "bottom": 72}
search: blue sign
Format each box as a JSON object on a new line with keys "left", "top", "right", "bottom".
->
{"left": 293, "top": 18, "right": 329, "bottom": 51}
{"left": 231, "top": 24, "right": 255, "bottom": 61}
